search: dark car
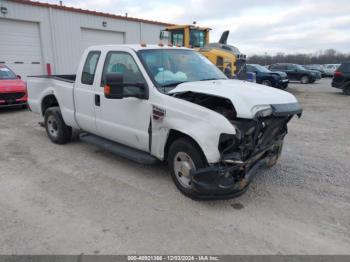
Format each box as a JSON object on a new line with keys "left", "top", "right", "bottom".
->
{"left": 304, "top": 64, "right": 326, "bottom": 77}
{"left": 269, "top": 63, "right": 321, "bottom": 84}
{"left": 331, "top": 62, "right": 350, "bottom": 95}
{"left": 246, "top": 64, "right": 289, "bottom": 89}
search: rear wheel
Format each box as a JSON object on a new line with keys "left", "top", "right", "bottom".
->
{"left": 301, "top": 75, "right": 310, "bottom": 84}
{"left": 261, "top": 79, "right": 272, "bottom": 86}
{"left": 44, "top": 107, "right": 72, "bottom": 144}
{"left": 168, "top": 138, "right": 206, "bottom": 198}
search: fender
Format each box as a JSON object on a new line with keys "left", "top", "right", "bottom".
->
{"left": 150, "top": 95, "right": 236, "bottom": 164}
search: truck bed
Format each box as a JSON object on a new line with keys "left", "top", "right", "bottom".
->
{"left": 29, "top": 74, "right": 76, "bottom": 83}
{"left": 27, "top": 74, "right": 78, "bottom": 129}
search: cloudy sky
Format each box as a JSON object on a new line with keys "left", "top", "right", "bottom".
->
{"left": 45, "top": 0, "right": 350, "bottom": 55}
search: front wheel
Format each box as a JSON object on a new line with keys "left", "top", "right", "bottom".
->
{"left": 168, "top": 138, "right": 206, "bottom": 198}
{"left": 261, "top": 79, "right": 272, "bottom": 86}
{"left": 44, "top": 107, "right": 72, "bottom": 144}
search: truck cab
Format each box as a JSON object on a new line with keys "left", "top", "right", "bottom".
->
{"left": 27, "top": 44, "right": 302, "bottom": 199}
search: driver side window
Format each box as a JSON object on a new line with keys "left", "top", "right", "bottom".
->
{"left": 101, "top": 52, "right": 146, "bottom": 95}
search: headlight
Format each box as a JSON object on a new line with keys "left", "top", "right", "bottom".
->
{"left": 251, "top": 105, "right": 272, "bottom": 118}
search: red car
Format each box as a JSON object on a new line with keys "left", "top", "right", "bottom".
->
{"left": 0, "top": 65, "right": 27, "bottom": 108}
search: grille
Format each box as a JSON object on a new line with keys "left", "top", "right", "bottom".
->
{"left": 0, "top": 92, "right": 25, "bottom": 100}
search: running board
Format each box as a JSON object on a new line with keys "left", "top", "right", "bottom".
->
{"left": 79, "top": 133, "right": 158, "bottom": 165}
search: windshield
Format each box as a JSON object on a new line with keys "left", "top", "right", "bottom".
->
{"left": 0, "top": 66, "right": 17, "bottom": 80}
{"left": 138, "top": 49, "right": 227, "bottom": 91}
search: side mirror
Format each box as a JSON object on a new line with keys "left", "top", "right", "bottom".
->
{"left": 17, "top": 75, "right": 21, "bottom": 79}
{"left": 104, "top": 73, "right": 124, "bottom": 99}
{"left": 104, "top": 73, "right": 147, "bottom": 99}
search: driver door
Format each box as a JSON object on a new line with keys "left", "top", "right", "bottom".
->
{"left": 95, "top": 51, "right": 151, "bottom": 152}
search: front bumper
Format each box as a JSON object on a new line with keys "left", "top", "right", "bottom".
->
{"left": 0, "top": 93, "right": 27, "bottom": 108}
{"left": 331, "top": 81, "right": 344, "bottom": 89}
{"left": 190, "top": 141, "right": 283, "bottom": 200}
{"left": 189, "top": 103, "right": 302, "bottom": 199}
{"left": 276, "top": 80, "right": 289, "bottom": 88}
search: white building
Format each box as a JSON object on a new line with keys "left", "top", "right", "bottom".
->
{"left": 0, "top": 0, "right": 170, "bottom": 78}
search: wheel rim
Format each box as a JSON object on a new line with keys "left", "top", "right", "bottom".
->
{"left": 47, "top": 115, "right": 59, "bottom": 139}
{"left": 301, "top": 76, "right": 308, "bottom": 84}
{"left": 173, "top": 152, "right": 196, "bottom": 189}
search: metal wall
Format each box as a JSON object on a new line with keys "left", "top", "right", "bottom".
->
{"left": 0, "top": 0, "right": 166, "bottom": 75}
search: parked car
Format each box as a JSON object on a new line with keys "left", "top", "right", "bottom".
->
{"left": 27, "top": 45, "right": 302, "bottom": 199}
{"left": 246, "top": 64, "right": 289, "bottom": 89}
{"left": 269, "top": 63, "right": 321, "bottom": 84}
{"left": 304, "top": 64, "right": 326, "bottom": 77}
{"left": 331, "top": 62, "right": 350, "bottom": 95}
{"left": 323, "top": 64, "right": 340, "bottom": 77}
{"left": 0, "top": 65, "right": 27, "bottom": 108}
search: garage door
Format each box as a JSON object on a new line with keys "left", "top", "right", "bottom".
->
{"left": 0, "top": 19, "right": 44, "bottom": 79}
{"left": 81, "top": 28, "right": 125, "bottom": 53}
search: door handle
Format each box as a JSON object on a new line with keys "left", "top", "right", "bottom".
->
{"left": 95, "top": 94, "right": 100, "bottom": 106}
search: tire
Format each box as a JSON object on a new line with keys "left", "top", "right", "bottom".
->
{"left": 261, "top": 79, "right": 272, "bottom": 86}
{"left": 300, "top": 75, "right": 310, "bottom": 84}
{"left": 267, "top": 142, "right": 284, "bottom": 168}
{"left": 44, "top": 107, "right": 72, "bottom": 144}
{"left": 168, "top": 137, "right": 206, "bottom": 198}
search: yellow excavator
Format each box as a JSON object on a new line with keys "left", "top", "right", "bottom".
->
{"left": 160, "top": 25, "right": 247, "bottom": 79}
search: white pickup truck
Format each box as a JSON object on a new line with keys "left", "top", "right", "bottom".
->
{"left": 27, "top": 44, "right": 302, "bottom": 199}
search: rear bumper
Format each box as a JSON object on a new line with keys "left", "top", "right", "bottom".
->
{"left": 331, "top": 81, "right": 344, "bottom": 89}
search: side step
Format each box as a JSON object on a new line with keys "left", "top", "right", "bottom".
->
{"left": 79, "top": 133, "right": 158, "bottom": 165}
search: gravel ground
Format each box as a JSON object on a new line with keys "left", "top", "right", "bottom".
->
{"left": 0, "top": 78, "right": 349, "bottom": 254}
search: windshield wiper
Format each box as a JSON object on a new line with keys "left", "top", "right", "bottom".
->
{"left": 161, "top": 81, "right": 187, "bottom": 87}
{"left": 199, "top": 78, "right": 225, "bottom": 81}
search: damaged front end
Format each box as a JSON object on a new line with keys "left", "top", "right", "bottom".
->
{"left": 191, "top": 116, "right": 287, "bottom": 199}
{"left": 185, "top": 95, "right": 302, "bottom": 199}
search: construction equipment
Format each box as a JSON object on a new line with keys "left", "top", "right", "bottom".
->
{"left": 160, "top": 25, "right": 247, "bottom": 79}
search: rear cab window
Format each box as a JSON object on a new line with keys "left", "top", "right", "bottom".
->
{"left": 81, "top": 51, "right": 101, "bottom": 85}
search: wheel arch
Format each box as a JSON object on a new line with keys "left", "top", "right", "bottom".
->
{"left": 163, "top": 129, "right": 208, "bottom": 164}
{"left": 41, "top": 94, "right": 59, "bottom": 116}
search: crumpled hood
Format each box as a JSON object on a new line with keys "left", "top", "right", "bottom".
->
{"left": 169, "top": 79, "right": 299, "bottom": 119}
